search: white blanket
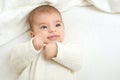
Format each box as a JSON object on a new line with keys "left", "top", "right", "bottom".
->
{"left": 0, "top": 0, "right": 120, "bottom": 80}
{"left": 87, "top": 0, "right": 120, "bottom": 13}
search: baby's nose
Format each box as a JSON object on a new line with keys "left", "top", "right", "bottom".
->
{"left": 48, "top": 27, "right": 56, "bottom": 33}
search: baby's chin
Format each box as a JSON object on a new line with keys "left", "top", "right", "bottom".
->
{"left": 45, "top": 40, "right": 63, "bottom": 44}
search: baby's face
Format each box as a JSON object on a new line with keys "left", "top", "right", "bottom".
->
{"left": 30, "top": 12, "right": 64, "bottom": 44}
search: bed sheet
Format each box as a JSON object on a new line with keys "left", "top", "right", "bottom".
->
{"left": 0, "top": 6, "right": 120, "bottom": 80}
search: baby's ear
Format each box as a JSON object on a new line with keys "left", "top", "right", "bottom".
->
{"left": 30, "top": 31, "right": 35, "bottom": 37}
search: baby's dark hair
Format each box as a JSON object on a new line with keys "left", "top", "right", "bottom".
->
{"left": 28, "top": 5, "right": 62, "bottom": 31}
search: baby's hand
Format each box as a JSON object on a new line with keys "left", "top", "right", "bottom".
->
{"left": 42, "top": 43, "right": 57, "bottom": 60}
{"left": 32, "top": 34, "right": 44, "bottom": 51}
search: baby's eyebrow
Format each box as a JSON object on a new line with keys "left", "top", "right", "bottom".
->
{"left": 55, "top": 20, "right": 62, "bottom": 23}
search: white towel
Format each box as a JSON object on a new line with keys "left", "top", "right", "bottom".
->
{"left": 87, "top": 0, "right": 120, "bottom": 13}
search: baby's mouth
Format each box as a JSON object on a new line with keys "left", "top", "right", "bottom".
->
{"left": 47, "top": 35, "right": 60, "bottom": 41}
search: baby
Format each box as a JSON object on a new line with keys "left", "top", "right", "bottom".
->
{"left": 10, "top": 5, "right": 82, "bottom": 80}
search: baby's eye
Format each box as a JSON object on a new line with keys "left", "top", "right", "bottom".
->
{"left": 56, "top": 24, "right": 61, "bottom": 27}
{"left": 40, "top": 26, "right": 47, "bottom": 29}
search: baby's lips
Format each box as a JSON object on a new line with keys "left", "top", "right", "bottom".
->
{"left": 47, "top": 35, "right": 60, "bottom": 40}
{"left": 43, "top": 42, "right": 48, "bottom": 45}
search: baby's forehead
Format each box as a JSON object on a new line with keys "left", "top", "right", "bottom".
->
{"left": 36, "top": 12, "right": 61, "bottom": 18}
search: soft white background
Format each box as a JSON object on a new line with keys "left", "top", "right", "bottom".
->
{"left": 0, "top": 0, "right": 120, "bottom": 80}
{"left": 62, "top": 6, "right": 120, "bottom": 80}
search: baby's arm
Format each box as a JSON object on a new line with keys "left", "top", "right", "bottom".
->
{"left": 43, "top": 42, "right": 82, "bottom": 72}
{"left": 9, "top": 34, "right": 44, "bottom": 74}
{"left": 9, "top": 39, "right": 41, "bottom": 75}
{"left": 53, "top": 42, "right": 82, "bottom": 72}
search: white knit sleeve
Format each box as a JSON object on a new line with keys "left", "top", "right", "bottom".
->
{"left": 9, "top": 39, "right": 40, "bottom": 74}
{"left": 52, "top": 42, "right": 82, "bottom": 72}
